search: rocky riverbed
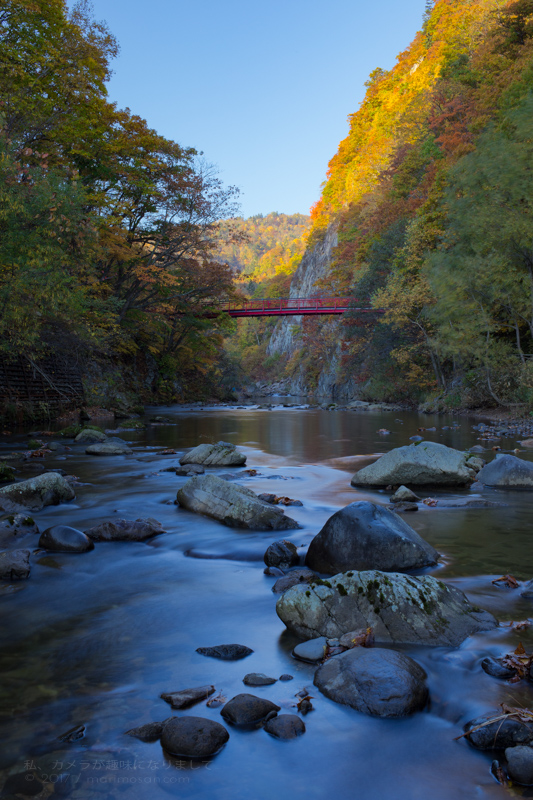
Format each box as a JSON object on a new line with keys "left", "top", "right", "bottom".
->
{"left": 2, "top": 402, "right": 533, "bottom": 799}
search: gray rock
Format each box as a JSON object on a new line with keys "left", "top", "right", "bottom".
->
{"left": 351, "top": 442, "right": 475, "bottom": 487}
{"left": 196, "top": 644, "right": 253, "bottom": 660}
{"left": 0, "top": 549, "right": 30, "bottom": 580}
{"left": 469, "top": 445, "right": 486, "bottom": 453}
{"left": 39, "top": 525, "right": 94, "bottom": 553}
{"left": 161, "top": 685, "right": 215, "bottom": 709}
{"left": 126, "top": 719, "right": 173, "bottom": 742}
{"left": 221, "top": 694, "right": 280, "bottom": 726}
{"left": 243, "top": 673, "right": 277, "bottom": 686}
{"left": 46, "top": 442, "right": 65, "bottom": 452}
{"left": 315, "top": 647, "right": 427, "bottom": 717}
{"left": 264, "top": 714, "right": 305, "bottom": 739}
{"left": 160, "top": 716, "right": 229, "bottom": 757}
{"left": 85, "top": 442, "right": 132, "bottom": 455}
{"left": 74, "top": 429, "right": 107, "bottom": 444}
{"left": 465, "top": 713, "right": 533, "bottom": 749}
{"left": 390, "top": 486, "right": 420, "bottom": 503}
{"left": 0, "top": 472, "right": 75, "bottom": 512}
{"left": 175, "top": 464, "right": 205, "bottom": 476}
{"left": 292, "top": 637, "right": 327, "bottom": 664}
{"left": 177, "top": 475, "right": 300, "bottom": 530}
{"left": 466, "top": 456, "right": 485, "bottom": 472}
{"left": 481, "top": 657, "right": 516, "bottom": 679}
{"left": 505, "top": 746, "right": 533, "bottom": 785}
{"left": 84, "top": 518, "right": 165, "bottom": 542}
{"left": 276, "top": 570, "right": 498, "bottom": 646}
{"left": 305, "top": 502, "right": 438, "bottom": 574}
{"left": 264, "top": 540, "right": 299, "bottom": 569}
{"left": 477, "top": 455, "right": 533, "bottom": 488}
{"left": 272, "top": 568, "right": 316, "bottom": 594}
{"left": 279, "top": 674, "right": 293, "bottom": 681}
{"left": 180, "top": 442, "right": 246, "bottom": 467}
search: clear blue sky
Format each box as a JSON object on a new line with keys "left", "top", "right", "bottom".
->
{"left": 82, "top": 0, "right": 427, "bottom": 218}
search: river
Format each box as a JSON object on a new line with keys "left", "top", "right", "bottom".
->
{"left": 1, "top": 402, "right": 532, "bottom": 799}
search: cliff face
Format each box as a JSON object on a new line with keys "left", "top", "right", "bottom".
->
{"left": 266, "top": 224, "right": 360, "bottom": 400}
{"left": 267, "top": 225, "right": 338, "bottom": 358}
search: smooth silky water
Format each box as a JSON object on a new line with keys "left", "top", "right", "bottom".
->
{"left": 1, "top": 404, "right": 532, "bottom": 800}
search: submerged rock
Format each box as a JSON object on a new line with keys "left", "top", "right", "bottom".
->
{"left": 161, "top": 685, "right": 215, "bottom": 709}
{"left": 276, "top": 570, "right": 498, "bottom": 645}
{"left": 176, "top": 475, "right": 300, "bottom": 530}
{"left": 351, "top": 442, "right": 475, "bottom": 487}
{"left": 221, "top": 694, "right": 280, "bottom": 726}
{"left": 39, "top": 525, "right": 94, "bottom": 553}
{"left": 84, "top": 518, "right": 165, "bottom": 542}
{"left": 0, "top": 472, "right": 75, "bottom": 512}
{"left": 160, "top": 717, "right": 229, "bottom": 757}
{"left": 477, "top": 455, "right": 533, "bottom": 488}
{"left": 314, "top": 647, "right": 428, "bottom": 717}
{"left": 175, "top": 464, "right": 205, "bottom": 476}
{"left": 0, "top": 549, "right": 30, "bottom": 580}
{"left": 264, "top": 540, "right": 299, "bottom": 569}
{"left": 196, "top": 644, "right": 253, "bottom": 660}
{"left": 305, "top": 502, "right": 438, "bottom": 574}
{"left": 264, "top": 715, "right": 305, "bottom": 739}
{"left": 180, "top": 442, "right": 246, "bottom": 467}
{"left": 85, "top": 441, "right": 132, "bottom": 455}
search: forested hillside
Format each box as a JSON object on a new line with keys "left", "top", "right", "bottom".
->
{"left": 216, "top": 213, "right": 310, "bottom": 282}
{"left": 261, "top": 0, "right": 533, "bottom": 409}
{"left": 0, "top": 0, "right": 241, "bottom": 416}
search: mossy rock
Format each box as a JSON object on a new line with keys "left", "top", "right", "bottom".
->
{"left": 120, "top": 419, "right": 146, "bottom": 429}
{"left": 27, "top": 439, "right": 43, "bottom": 450}
{"left": 59, "top": 424, "right": 103, "bottom": 438}
{"left": 0, "top": 463, "right": 16, "bottom": 482}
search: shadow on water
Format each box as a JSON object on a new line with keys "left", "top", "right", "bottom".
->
{"left": 0, "top": 405, "right": 532, "bottom": 798}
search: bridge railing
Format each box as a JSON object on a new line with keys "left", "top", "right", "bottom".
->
{"left": 221, "top": 297, "right": 355, "bottom": 313}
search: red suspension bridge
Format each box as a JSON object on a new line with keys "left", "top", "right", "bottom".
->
{"left": 211, "top": 297, "right": 380, "bottom": 318}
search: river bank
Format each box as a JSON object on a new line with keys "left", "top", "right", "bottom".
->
{"left": 1, "top": 404, "right": 533, "bottom": 799}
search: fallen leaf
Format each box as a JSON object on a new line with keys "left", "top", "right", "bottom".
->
{"left": 492, "top": 575, "right": 520, "bottom": 588}
{"left": 422, "top": 497, "right": 438, "bottom": 507}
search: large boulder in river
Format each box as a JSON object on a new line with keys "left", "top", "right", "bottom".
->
{"left": 180, "top": 442, "right": 246, "bottom": 467}
{"left": 351, "top": 442, "right": 475, "bottom": 487}
{"left": 176, "top": 474, "right": 300, "bottom": 530}
{"left": 0, "top": 472, "right": 75, "bottom": 512}
{"left": 276, "top": 570, "right": 497, "bottom": 645}
{"left": 314, "top": 647, "right": 428, "bottom": 717}
{"left": 305, "top": 502, "right": 438, "bottom": 574}
{"left": 476, "top": 454, "right": 533, "bottom": 488}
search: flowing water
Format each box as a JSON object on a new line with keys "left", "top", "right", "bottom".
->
{"left": 1, "top": 403, "right": 533, "bottom": 800}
